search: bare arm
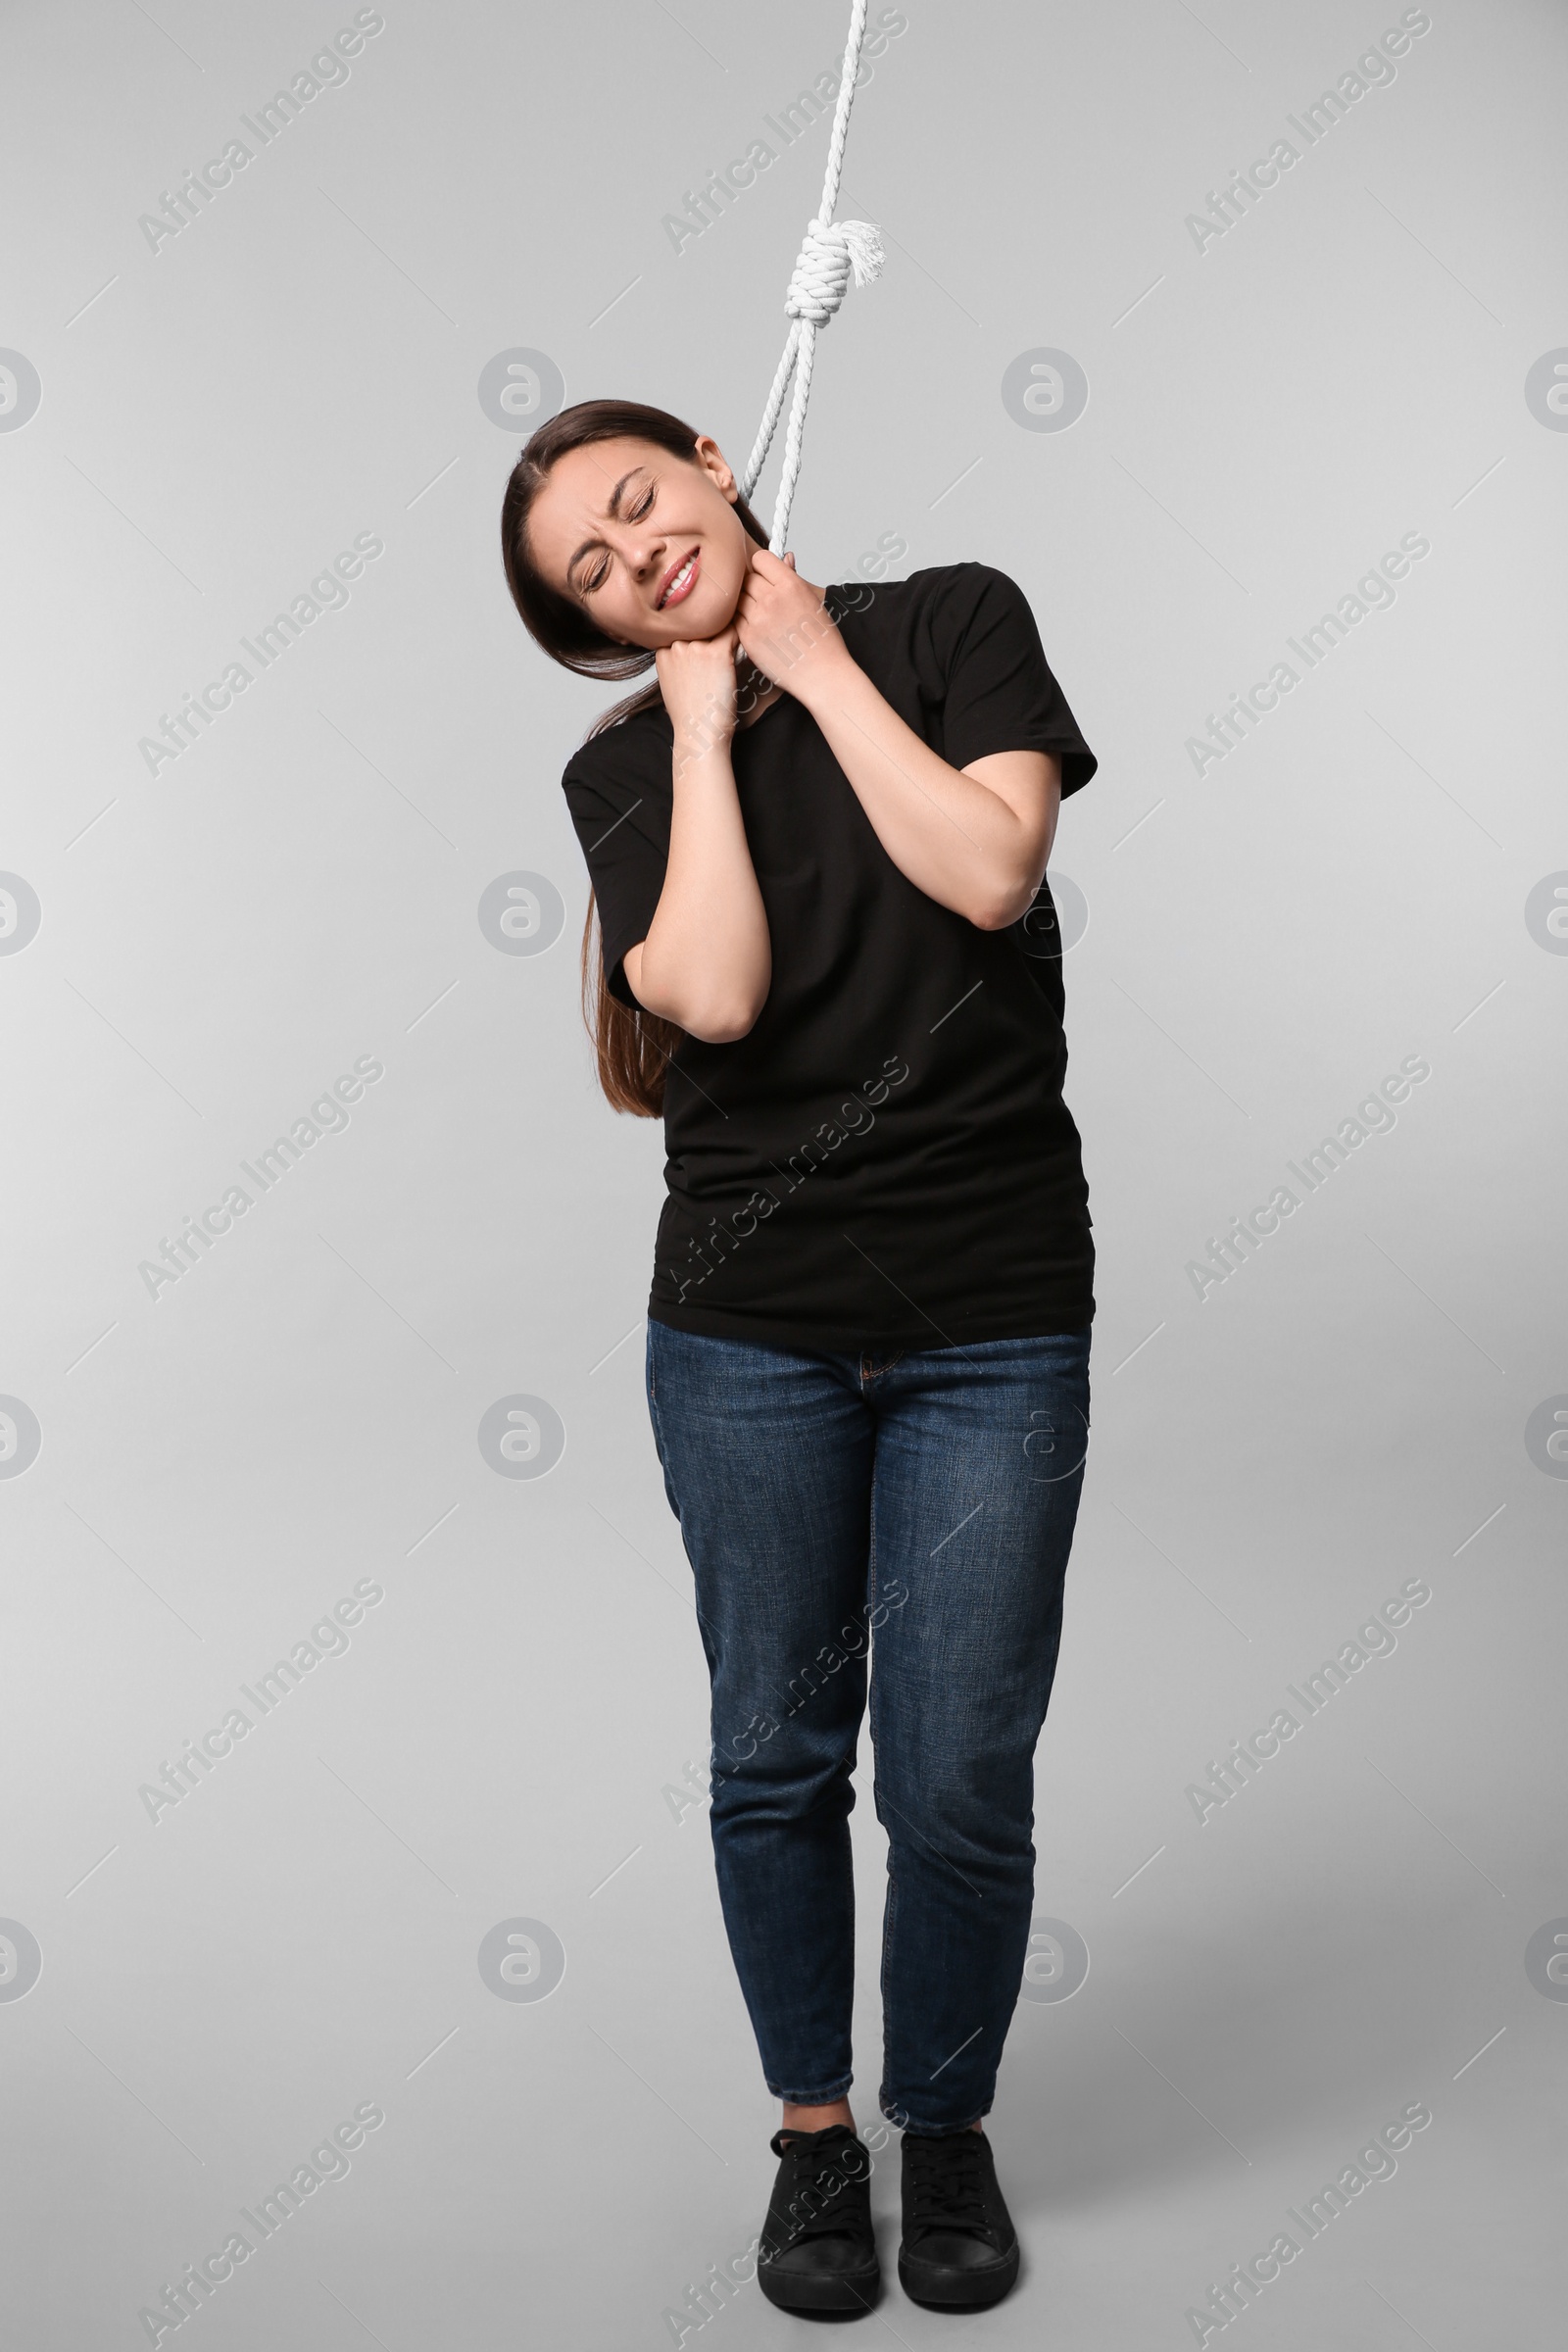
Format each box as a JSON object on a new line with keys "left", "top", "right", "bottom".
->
{"left": 736, "top": 557, "right": 1062, "bottom": 930}
{"left": 621, "top": 624, "right": 770, "bottom": 1043}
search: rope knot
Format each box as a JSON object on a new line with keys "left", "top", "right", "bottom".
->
{"left": 784, "top": 216, "right": 884, "bottom": 325}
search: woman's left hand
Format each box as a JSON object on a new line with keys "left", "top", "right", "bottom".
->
{"left": 733, "top": 548, "right": 855, "bottom": 709}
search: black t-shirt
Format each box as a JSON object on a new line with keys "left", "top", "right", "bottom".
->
{"left": 560, "top": 562, "right": 1097, "bottom": 1352}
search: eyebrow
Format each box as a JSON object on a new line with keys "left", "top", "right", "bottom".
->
{"left": 565, "top": 468, "right": 648, "bottom": 585}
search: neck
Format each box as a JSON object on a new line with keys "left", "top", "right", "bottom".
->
{"left": 736, "top": 652, "right": 772, "bottom": 703}
{"left": 734, "top": 650, "right": 785, "bottom": 729}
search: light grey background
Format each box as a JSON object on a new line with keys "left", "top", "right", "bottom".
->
{"left": 2, "top": 0, "right": 1563, "bottom": 2344}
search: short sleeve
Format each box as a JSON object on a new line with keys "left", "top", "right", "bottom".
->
{"left": 561, "top": 730, "right": 669, "bottom": 1010}
{"left": 931, "top": 564, "right": 1097, "bottom": 796}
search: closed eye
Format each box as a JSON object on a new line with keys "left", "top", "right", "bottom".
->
{"left": 580, "top": 484, "right": 656, "bottom": 595}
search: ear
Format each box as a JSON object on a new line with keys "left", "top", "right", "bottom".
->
{"left": 692, "top": 432, "right": 738, "bottom": 500}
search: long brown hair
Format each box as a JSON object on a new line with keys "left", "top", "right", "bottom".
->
{"left": 500, "top": 399, "right": 770, "bottom": 1117}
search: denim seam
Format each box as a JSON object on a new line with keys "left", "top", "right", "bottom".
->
{"left": 868, "top": 1455, "right": 901, "bottom": 2110}
{"left": 891, "top": 2102, "right": 992, "bottom": 2135}
{"left": 646, "top": 1383, "right": 665, "bottom": 1485}
{"left": 766, "top": 2071, "right": 855, "bottom": 2104}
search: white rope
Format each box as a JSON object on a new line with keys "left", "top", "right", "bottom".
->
{"left": 739, "top": 0, "right": 885, "bottom": 555}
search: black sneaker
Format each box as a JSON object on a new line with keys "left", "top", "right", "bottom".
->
{"left": 898, "top": 2128, "right": 1020, "bottom": 2309}
{"left": 757, "top": 2123, "right": 880, "bottom": 2316}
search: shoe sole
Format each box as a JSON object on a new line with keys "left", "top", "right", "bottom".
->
{"left": 758, "top": 2257, "right": 881, "bottom": 2315}
{"left": 898, "top": 2241, "right": 1020, "bottom": 2309}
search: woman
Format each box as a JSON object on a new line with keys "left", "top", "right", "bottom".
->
{"left": 502, "top": 399, "right": 1096, "bottom": 2319}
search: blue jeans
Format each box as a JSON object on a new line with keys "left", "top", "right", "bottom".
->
{"left": 645, "top": 1320, "right": 1092, "bottom": 2133}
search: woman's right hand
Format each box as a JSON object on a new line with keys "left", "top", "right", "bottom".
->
{"left": 635, "top": 616, "right": 771, "bottom": 1040}
{"left": 656, "top": 624, "right": 740, "bottom": 766}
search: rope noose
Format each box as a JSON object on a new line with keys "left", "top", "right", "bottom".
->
{"left": 739, "top": 0, "right": 884, "bottom": 556}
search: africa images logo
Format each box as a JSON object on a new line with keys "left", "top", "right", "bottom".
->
{"left": 0, "top": 350, "right": 42, "bottom": 432}
{"left": 1182, "top": 11, "right": 1434, "bottom": 257}
{"left": 135, "top": 12, "right": 387, "bottom": 256}
{"left": 137, "top": 1056, "right": 385, "bottom": 1298}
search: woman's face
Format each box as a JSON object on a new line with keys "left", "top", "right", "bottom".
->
{"left": 526, "top": 433, "right": 754, "bottom": 649}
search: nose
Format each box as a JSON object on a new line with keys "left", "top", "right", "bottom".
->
{"left": 610, "top": 522, "right": 663, "bottom": 582}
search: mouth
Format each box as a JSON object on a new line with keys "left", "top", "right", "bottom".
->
{"left": 657, "top": 548, "right": 701, "bottom": 609}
